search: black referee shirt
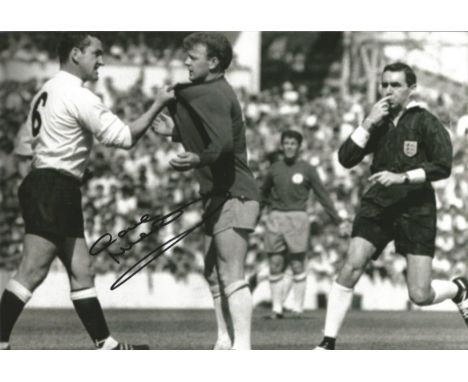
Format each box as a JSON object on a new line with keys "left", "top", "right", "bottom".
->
{"left": 338, "top": 106, "right": 452, "bottom": 210}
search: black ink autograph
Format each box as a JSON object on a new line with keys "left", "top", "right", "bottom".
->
{"left": 89, "top": 191, "right": 231, "bottom": 290}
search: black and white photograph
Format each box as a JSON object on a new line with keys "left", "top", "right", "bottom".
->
{"left": 1, "top": 1, "right": 468, "bottom": 379}
{"left": 1, "top": 29, "right": 467, "bottom": 350}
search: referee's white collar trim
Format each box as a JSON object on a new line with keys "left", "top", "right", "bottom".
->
{"left": 406, "top": 100, "right": 424, "bottom": 109}
{"left": 56, "top": 70, "right": 84, "bottom": 86}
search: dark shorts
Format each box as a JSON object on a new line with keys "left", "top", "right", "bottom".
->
{"left": 352, "top": 196, "right": 436, "bottom": 258}
{"left": 18, "top": 168, "right": 84, "bottom": 239}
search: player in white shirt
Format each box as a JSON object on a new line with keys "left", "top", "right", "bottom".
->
{"left": 0, "top": 32, "right": 173, "bottom": 350}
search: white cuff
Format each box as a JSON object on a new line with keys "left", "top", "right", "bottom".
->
{"left": 6, "top": 279, "right": 32, "bottom": 303}
{"left": 70, "top": 287, "right": 97, "bottom": 301}
{"left": 121, "top": 125, "right": 133, "bottom": 149}
{"left": 406, "top": 168, "right": 426, "bottom": 183}
{"left": 350, "top": 126, "right": 370, "bottom": 148}
{"left": 293, "top": 273, "right": 307, "bottom": 282}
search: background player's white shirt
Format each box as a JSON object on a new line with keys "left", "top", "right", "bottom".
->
{"left": 23, "top": 70, "right": 132, "bottom": 180}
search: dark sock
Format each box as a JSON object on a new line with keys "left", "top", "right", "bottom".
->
{"left": 319, "top": 336, "right": 336, "bottom": 350}
{"left": 0, "top": 290, "right": 26, "bottom": 342}
{"left": 248, "top": 273, "right": 258, "bottom": 292}
{"left": 72, "top": 297, "right": 110, "bottom": 345}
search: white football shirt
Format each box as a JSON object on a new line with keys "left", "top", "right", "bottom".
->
{"left": 21, "top": 70, "right": 132, "bottom": 180}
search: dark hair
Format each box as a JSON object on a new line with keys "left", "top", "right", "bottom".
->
{"left": 281, "top": 130, "right": 303, "bottom": 146}
{"left": 57, "top": 32, "right": 99, "bottom": 64}
{"left": 183, "top": 32, "right": 233, "bottom": 71}
{"left": 382, "top": 62, "right": 417, "bottom": 87}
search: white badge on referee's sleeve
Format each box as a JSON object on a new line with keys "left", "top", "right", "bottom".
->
{"left": 403, "top": 141, "right": 418, "bottom": 157}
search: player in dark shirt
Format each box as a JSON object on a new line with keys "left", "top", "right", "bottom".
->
{"left": 152, "top": 32, "right": 260, "bottom": 350}
{"left": 261, "top": 130, "right": 342, "bottom": 318}
{"left": 315, "top": 62, "right": 468, "bottom": 350}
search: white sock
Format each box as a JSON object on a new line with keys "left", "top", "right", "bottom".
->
{"left": 282, "top": 272, "right": 294, "bottom": 305}
{"left": 431, "top": 280, "right": 458, "bottom": 304}
{"left": 323, "top": 281, "right": 354, "bottom": 338}
{"left": 225, "top": 281, "right": 252, "bottom": 350}
{"left": 97, "top": 336, "right": 119, "bottom": 350}
{"left": 269, "top": 274, "right": 284, "bottom": 314}
{"left": 0, "top": 342, "right": 10, "bottom": 350}
{"left": 292, "top": 273, "right": 307, "bottom": 313}
{"left": 212, "top": 295, "right": 232, "bottom": 349}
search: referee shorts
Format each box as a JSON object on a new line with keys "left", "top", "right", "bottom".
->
{"left": 18, "top": 168, "right": 85, "bottom": 239}
{"left": 352, "top": 200, "right": 437, "bottom": 258}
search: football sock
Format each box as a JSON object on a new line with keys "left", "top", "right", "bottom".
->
{"left": 292, "top": 273, "right": 307, "bottom": 313}
{"left": 431, "top": 280, "right": 459, "bottom": 304}
{"left": 323, "top": 281, "right": 353, "bottom": 338}
{"left": 282, "top": 271, "right": 293, "bottom": 305}
{"left": 211, "top": 291, "right": 233, "bottom": 349}
{"left": 225, "top": 280, "right": 252, "bottom": 350}
{"left": 0, "top": 280, "right": 32, "bottom": 342}
{"left": 70, "top": 287, "right": 110, "bottom": 346}
{"left": 269, "top": 273, "right": 284, "bottom": 314}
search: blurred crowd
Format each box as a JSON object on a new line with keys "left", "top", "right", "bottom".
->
{"left": 1, "top": 59, "right": 468, "bottom": 286}
{"left": 0, "top": 32, "right": 246, "bottom": 69}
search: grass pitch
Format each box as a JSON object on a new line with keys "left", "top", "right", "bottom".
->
{"left": 9, "top": 308, "right": 468, "bottom": 350}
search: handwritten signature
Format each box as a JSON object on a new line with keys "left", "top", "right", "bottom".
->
{"left": 89, "top": 192, "right": 231, "bottom": 290}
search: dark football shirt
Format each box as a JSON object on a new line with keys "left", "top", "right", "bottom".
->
{"left": 338, "top": 106, "right": 452, "bottom": 215}
{"left": 169, "top": 77, "right": 260, "bottom": 202}
{"left": 261, "top": 159, "right": 341, "bottom": 223}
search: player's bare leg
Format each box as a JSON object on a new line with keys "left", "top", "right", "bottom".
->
{"left": 215, "top": 228, "right": 252, "bottom": 350}
{"left": 204, "top": 237, "right": 233, "bottom": 350}
{"left": 59, "top": 238, "right": 148, "bottom": 350}
{"left": 0, "top": 234, "right": 57, "bottom": 350}
{"left": 268, "top": 252, "right": 286, "bottom": 318}
{"left": 406, "top": 254, "right": 459, "bottom": 306}
{"left": 290, "top": 253, "right": 307, "bottom": 315}
{"left": 316, "top": 237, "right": 375, "bottom": 350}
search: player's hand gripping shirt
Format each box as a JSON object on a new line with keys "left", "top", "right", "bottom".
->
{"left": 338, "top": 105, "right": 452, "bottom": 211}
{"left": 21, "top": 71, "right": 132, "bottom": 180}
{"left": 261, "top": 159, "right": 341, "bottom": 223}
{"left": 168, "top": 77, "right": 260, "bottom": 201}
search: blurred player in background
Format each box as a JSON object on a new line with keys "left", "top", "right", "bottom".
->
{"left": 152, "top": 32, "right": 259, "bottom": 350}
{"left": 315, "top": 62, "right": 468, "bottom": 350}
{"left": 0, "top": 32, "right": 173, "bottom": 350}
{"left": 261, "top": 130, "right": 343, "bottom": 319}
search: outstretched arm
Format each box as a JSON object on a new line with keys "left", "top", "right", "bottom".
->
{"left": 127, "top": 87, "right": 174, "bottom": 146}
{"left": 77, "top": 86, "right": 174, "bottom": 149}
{"left": 308, "top": 166, "right": 341, "bottom": 224}
{"left": 151, "top": 113, "right": 175, "bottom": 137}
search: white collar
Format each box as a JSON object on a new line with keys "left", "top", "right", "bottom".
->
{"left": 56, "top": 70, "right": 84, "bottom": 86}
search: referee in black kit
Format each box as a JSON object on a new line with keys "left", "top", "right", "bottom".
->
{"left": 315, "top": 62, "right": 468, "bottom": 350}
